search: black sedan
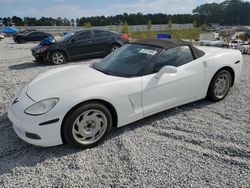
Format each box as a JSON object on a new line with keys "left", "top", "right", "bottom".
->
{"left": 13, "top": 31, "right": 53, "bottom": 43}
{"left": 31, "top": 29, "right": 129, "bottom": 65}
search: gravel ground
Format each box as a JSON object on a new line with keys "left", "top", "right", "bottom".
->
{"left": 0, "top": 37, "right": 249, "bottom": 188}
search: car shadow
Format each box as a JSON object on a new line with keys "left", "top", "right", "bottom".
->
{"left": 0, "top": 99, "right": 213, "bottom": 176}
{"left": 108, "top": 99, "right": 213, "bottom": 137}
{"left": 8, "top": 61, "right": 51, "bottom": 70}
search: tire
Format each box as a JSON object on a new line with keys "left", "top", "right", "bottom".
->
{"left": 111, "top": 44, "right": 120, "bottom": 52}
{"left": 62, "top": 102, "right": 112, "bottom": 149}
{"left": 49, "top": 51, "right": 66, "bottom": 65}
{"left": 207, "top": 70, "right": 232, "bottom": 102}
{"left": 17, "top": 39, "right": 25, "bottom": 44}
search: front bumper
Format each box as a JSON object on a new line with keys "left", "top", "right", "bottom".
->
{"left": 32, "top": 51, "right": 48, "bottom": 62}
{"left": 8, "top": 87, "right": 63, "bottom": 147}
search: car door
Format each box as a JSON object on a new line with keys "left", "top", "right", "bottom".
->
{"left": 68, "top": 30, "right": 94, "bottom": 59}
{"left": 25, "top": 32, "right": 36, "bottom": 41}
{"left": 141, "top": 46, "right": 206, "bottom": 116}
{"left": 92, "top": 30, "right": 111, "bottom": 54}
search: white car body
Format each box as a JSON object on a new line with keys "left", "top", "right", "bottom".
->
{"left": 199, "top": 40, "right": 224, "bottom": 47}
{"left": 238, "top": 43, "right": 250, "bottom": 54}
{"left": 8, "top": 46, "right": 243, "bottom": 147}
{"left": 229, "top": 40, "right": 245, "bottom": 49}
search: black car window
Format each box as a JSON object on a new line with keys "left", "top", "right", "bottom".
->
{"left": 92, "top": 44, "right": 162, "bottom": 77}
{"left": 58, "top": 32, "right": 75, "bottom": 42}
{"left": 29, "top": 32, "right": 43, "bottom": 36}
{"left": 153, "top": 46, "right": 194, "bottom": 72}
{"left": 27, "top": 32, "right": 37, "bottom": 36}
{"left": 106, "top": 31, "right": 113, "bottom": 37}
{"left": 74, "top": 31, "right": 92, "bottom": 41}
{"left": 93, "top": 30, "right": 107, "bottom": 38}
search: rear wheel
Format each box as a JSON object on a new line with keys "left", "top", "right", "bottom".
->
{"left": 111, "top": 44, "right": 120, "bottom": 52}
{"left": 62, "top": 102, "right": 112, "bottom": 149}
{"left": 49, "top": 51, "right": 66, "bottom": 65}
{"left": 207, "top": 70, "right": 232, "bottom": 101}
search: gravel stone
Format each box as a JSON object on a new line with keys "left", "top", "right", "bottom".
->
{"left": 0, "top": 38, "right": 249, "bottom": 188}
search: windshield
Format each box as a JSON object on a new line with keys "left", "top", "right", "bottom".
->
{"left": 57, "top": 32, "right": 75, "bottom": 42}
{"left": 92, "top": 44, "right": 162, "bottom": 77}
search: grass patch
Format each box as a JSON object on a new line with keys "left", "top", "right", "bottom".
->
{"left": 131, "top": 28, "right": 200, "bottom": 40}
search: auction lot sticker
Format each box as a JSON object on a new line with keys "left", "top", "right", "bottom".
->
{"left": 139, "top": 49, "right": 157, "bottom": 56}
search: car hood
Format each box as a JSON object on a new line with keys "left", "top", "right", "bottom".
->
{"left": 31, "top": 45, "right": 45, "bottom": 51}
{"left": 26, "top": 64, "right": 125, "bottom": 101}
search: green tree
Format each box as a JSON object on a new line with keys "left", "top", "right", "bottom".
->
{"left": 193, "top": 20, "right": 197, "bottom": 28}
{"left": 168, "top": 19, "right": 172, "bottom": 30}
{"left": 147, "top": 20, "right": 152, "bottom": 30}
{"left": 122, "top": 21, "right": 129, "bottom": 34}
{"left": 84, "top": 22, "right": 92, "bottom": 28}
{"left": 12, "top": 16, "right": 24, "bottom": 26}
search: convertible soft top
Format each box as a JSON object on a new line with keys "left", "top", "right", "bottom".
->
{"left": 131, "top": 39, "right": 205, "bottom": 59}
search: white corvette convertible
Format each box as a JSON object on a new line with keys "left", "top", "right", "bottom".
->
{"left": 8, "top": 39, "right": 243, "bottom": 148}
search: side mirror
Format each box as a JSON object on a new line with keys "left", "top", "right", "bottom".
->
{"left": 155, "top": 66, "right": 177, "bottom": 79}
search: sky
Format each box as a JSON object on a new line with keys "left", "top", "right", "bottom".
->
{"left": 0, "top": 0, "right": 248, "bottom": 19}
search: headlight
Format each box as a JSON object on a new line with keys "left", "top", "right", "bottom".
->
{"left": 24, "top": 98, "right": 59, "bottom": 116}
{"left": 37, "top": 46, "right": 49, "bottom": 53}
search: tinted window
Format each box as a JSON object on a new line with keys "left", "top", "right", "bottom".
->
{"left": 154, "top": 46, "right": 194, "bottom": 72}
{"left": 74, "top": 31, "right": 92, "bottom": 41}
{"left": 106, "top": 31, "right": 113, "bottom": 37}
{"left": 58, "top": 32, "right": 75, "bottom": 42}
{"left": 28, "top": 32, "right": 43, "bottom": 36}
{"left": 92, "top": 44, "right": 161, "bottom": 77}
{"left": 27, "top": 32, "right": 36, "bottom": 36}
{"left": 94, "top": 30, "right": 107, "bottom": 38}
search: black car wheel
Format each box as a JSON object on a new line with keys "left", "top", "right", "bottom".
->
{"left": 207, "top": 70, "right": 232, "bottom": 102}
{"left": 111, "top": 44, "right": 120, "bottom": 52}
{"left": 49, "top": 51, "right": 66, "bottom": 65}
{"left": 62, "top": 102, "right": 112, "bottom": 149}
{"left": 17, "top": 39, "right": 26, "bottom": 44}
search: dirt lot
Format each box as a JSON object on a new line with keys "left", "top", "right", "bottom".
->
{"left": 0, "top": 37, "right": 249, "bottom": 188}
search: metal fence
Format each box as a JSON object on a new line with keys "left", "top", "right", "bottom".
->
{"left": 17, "top": 24, "right": 194, "bottom": 34}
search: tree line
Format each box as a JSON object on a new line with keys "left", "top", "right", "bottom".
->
{"left": 0, "top": 0, "right": 249, "bottom": 27}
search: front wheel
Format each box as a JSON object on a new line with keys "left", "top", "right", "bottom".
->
{"left": 207, "top": 70, "right": 232, "bottom": 102}
{"left": 17, "top": 39, "right": 25, "bottom": 44}
{"left": 49, "top": 51, "right": 66, "bottom": 65}
{"left": 62, "top": 103, "right": 112, "bottom": 149}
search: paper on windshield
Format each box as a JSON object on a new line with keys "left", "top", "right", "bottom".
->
{"left": 139, "top": 49, "right": 157, "bottom": 56}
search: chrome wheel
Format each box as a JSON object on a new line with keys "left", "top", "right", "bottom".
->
{"left": 214, "top": 73, "right": 230, "bottom": 99}
{"left": 52, "top": 52, "right": 65, "bottom": 64}
{"left": 72, "top": 109, "right": 108, "bottom": 145}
